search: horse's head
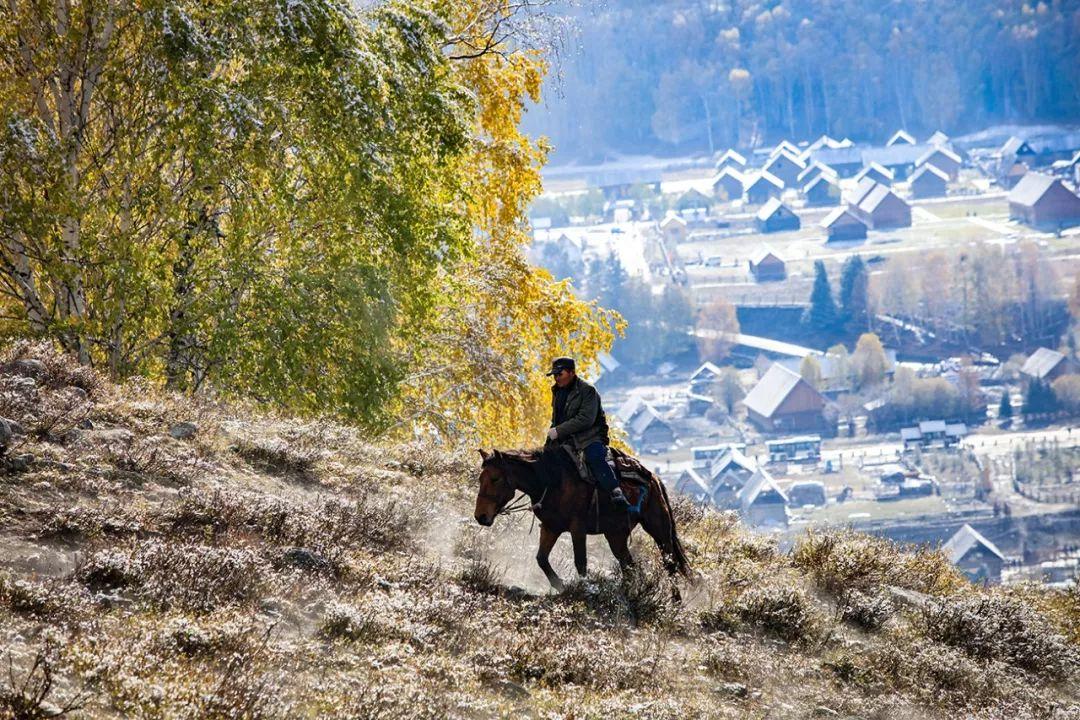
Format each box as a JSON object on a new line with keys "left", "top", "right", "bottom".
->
{"left": 474, "top": 449, "right": 517, "bottom": 526}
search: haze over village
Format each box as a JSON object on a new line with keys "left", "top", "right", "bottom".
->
{"left": 529, "top": 118, "right": 1080, "bottom": 588}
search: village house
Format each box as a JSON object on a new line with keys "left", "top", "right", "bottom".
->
{"left": 743, "top": 363, "right": 829, "bottom": 433}
{"left": 763, "top": 150, "right": 805, "bottom": 188}
{"left": 886, "top": 129, "right": 916, "bottom": 146}
{"left": 847, "top": 176, "right": 880, "bottom": 206}
{"left": 862, "top": 144, "right": 932, "bottom": 180}
{"left": 1000, "top": 161, "right": 1030, "bottom": 190}
{"left": 916, "top": 146, "right": 962, "bottom": 179}
{"left": 854, "top": 162, "right": 894, "bottom": 187}
{"left": 712, "top": 167, "right": 744, "bottom": 201}
{"left": 900, "top": 420, "right": 967, "bottom": 449}
{"left": 943, "top": 524, "right": 1007, "bottom": 584}
{"left": 854, "top": 184, "right": 912, "bottom": 229}
{"left": 909, "top": 163, "right": 950, "bottom": 199}
{"left": 1008, "top": 173, "right": 1080, "bottom": 231}
{"left": 709, "top": 446, "right": 759, "bottom": 508}
{"left": 802, "top": 174, "right": 841, "bottom": 206}
{"left": 673, "top": 467, "right": 711, "bottom": 503}
{"left": 745, "top": 172, "right": 785, "bottom": 205}
{"left": 659, "top": 213, "right": 688, "bottom": 245}
{"left": 749, "top": 247, "right": 786, "bottom": 282}
{"left": 676, "top": 188, "right": 712, "bottom": 217}
{"left": 1020, "top": 347, "right": 1075, "bottom": 383}
{"left": 627, "top": 403, "right": 675, "bottom": 453}
{"left": 821, "top": 207, "right": 868, "bottom": 242}
{"left": 738, "top": 468, "right": 789, "bottom": 528}
{"left": 797, "top": 161, "right": 837, "bottom": 187}
{"left": 592, "top": 351, "right": 626, "bottom": 390}
{"left": 787, "top": 480, "right": 827, "bottom": 507}
{"left": 769, "top": 140, "right": 801, "bottom": 159}
{"left": 996, "top": 136, "right": 1037, "bottom": 175}
{"left": 686, "top": 392, "right": 714, "bottom": 416}
{"left": 926, "top": 130, "right": 950, "bottom": 146}
{"left": 808, "top": 145, "right": 865, "bottom": 177}
{"left": 755, "top": 198, "right": 801, "bottom": 233}
{"left": 689, "top": 361, "right": 724, "bottom": 395}
{"left": 715, "top": 148, "right": 748, "bottom": 173}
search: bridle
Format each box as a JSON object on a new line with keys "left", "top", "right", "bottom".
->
{"left": 480, "top": 464, "right": 549, "bottom": 517}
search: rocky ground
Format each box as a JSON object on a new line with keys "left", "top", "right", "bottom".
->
{"left": 0, "top": 341, "right": 1078, "bottom": 719}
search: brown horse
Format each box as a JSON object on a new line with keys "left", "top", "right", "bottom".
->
{"left": 473, "top": 447, "right": 691, "bottom": 594}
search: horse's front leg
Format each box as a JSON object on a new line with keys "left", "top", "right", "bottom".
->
{"left": 571, "top": 531, "right": 587, "bottom": 577}
{"left": 536, "top": 525, "right": 564, "bottom": 591}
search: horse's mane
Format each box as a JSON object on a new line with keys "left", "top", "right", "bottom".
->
{"left": 490, "top": 446, "right": 569, "bottom": 487}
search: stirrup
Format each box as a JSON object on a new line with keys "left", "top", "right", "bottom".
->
{"left": 610, "top": 488, "right": 631, "bottom": 510}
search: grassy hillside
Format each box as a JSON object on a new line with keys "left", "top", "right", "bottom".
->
{"left": 0, "top": 342, "right": 1077, "bottom": 719}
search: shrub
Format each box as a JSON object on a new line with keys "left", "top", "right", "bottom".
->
{"left": 793, "top": 529, "right": 962, "bottom": 597}
{"left": 918, "top": 594, "right": 1077, "bottom": 680}
{"left": 0, "top": 639, "right": 88, "bottom": 719}
{"left": 456, "top": 558, "right": 503, "bottom": 595}
{"left": 561, "top": 563, "right": 675, "bottom": 627}
{"left": 318, "top": 602, "right": 379, "bottom": 642}
{"left": 1, "top": 340, "right": 103, "bottom": 396}
{"left": 735, "top": 583, "right": 823, "bottom": 643}
{"left": 0, "top": 572, "right": 87, "bottom": 619}
{"left": 232, "top": 436, "right": 319, "bottom": 479}
{"left": 838, "top": 589, "right": 893, "bottom": 631}
{"left": 76, "top": 540, "right": 269, "bottom": 612}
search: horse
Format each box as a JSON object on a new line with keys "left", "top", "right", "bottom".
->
{"left": 473, "top": 446, "right": 692, "bottom": 595}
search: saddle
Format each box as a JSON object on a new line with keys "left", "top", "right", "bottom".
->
{"left": 559, "top": 445, "right": 650, "bottom": 489}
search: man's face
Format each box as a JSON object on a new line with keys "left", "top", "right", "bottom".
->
{"left": 553, "top": 369, "right": 575, "bottom": 388}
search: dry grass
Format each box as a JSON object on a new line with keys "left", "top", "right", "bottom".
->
{"left": 0, "top": 345, "right": 1077, "bottom": 719}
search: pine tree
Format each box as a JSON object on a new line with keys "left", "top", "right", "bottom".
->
{"left": 839, "top": 255, "right": 870, "bottom": 330}
{"left": 999, "top": 389, "right": 1013, "bottom": 419}
{"left": 805, "top": 260, "right": 838, "bottom": 332}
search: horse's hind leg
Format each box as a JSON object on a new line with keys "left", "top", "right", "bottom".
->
{"left": 536, "top": 525, "right": 565, "bottom": 592}
{"left": 572, "top": 532, "right": 588, "bottom": 577}
{"left": 638, "top": 505, "right": 683, "bottom": 602}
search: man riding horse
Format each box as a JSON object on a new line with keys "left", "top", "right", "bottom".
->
{"left": 545, "top": 356, "right": 631, "bottom": 510}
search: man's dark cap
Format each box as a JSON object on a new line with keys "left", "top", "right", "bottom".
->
{"left": 546, "top": 357, "right": 576, "bottom": 376}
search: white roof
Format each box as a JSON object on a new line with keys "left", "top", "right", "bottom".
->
{"left": 887, "top": 129, "right": 917, "bottom": 146}
{"left": 660, "top": 213, "right": 687, "bottom": 229}
{"left": 709, "top": 446, "right": 758, "bottom": 481}
{"left": 675, "top": 468, "right": 710, "bottom": 497}
{"left": 748, "top": 171, "right": 785, "bottom": 191}
{"left": 598, "top": 352, "right": 621, "bottom": 373}
{"left": 1020, "top": 347, "right": 1066, "bottom": 379}
{"left": 756, "top": 197, "right": 793, "bottom": 221}
{"left": 743, "top": 363, "right": 805, "bottom": 418}
{"left": 690, "top": 361, "right": 724, "bottom": 383}
{"left": 918, "top": 420, "right": 947, "bottom": 433}
{"left": 717, "top": 149, "right": 747, "bottom": 166}
{"left": 927, "top": 130, "right": 950, "bottom": 145}
{"left": 769, "top": 140, "right": 800, "bottom": 159}
{"left": 911, "top": 163, "right": 950, "bottom": 184}
{"left": 820, "top": 207, "right": 865, "bottom": 229}
{"left": 615, "top": 395, "right": 646, "bottom": 424}
{"left": 916, "top": 145, "right": 961, "bottom": 167}
{"left": 856, "top": 162, "right": 895, "bottom": 182}
{"left": 738, "top": 468, "right": 789, "bottom": 507}
{"left": 900, "top": 427, "right": 922, "bottom": 441}
{"left": 630, "top": 403, "right": 669, "bottom": 437}
{"left": 942, "top": 524, "right": 1006, "bottom": 564}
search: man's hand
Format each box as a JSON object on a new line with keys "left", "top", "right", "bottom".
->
{"left": 547, "top": 428, "right": 558, "bottom": 441}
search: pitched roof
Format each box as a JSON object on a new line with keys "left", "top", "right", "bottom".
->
{"left": 717, "top": 149, "right": 747, "bottom": 167}
{"left": 887, "top": 129, "right": 916, "bottom": 146}
{"left": 942, "top": 524, "right": 1006, "bottom": 564}
{"left": 859, "top": 184, "right": 908, "bottom": 214}
{"left": 766, "top": 149, "right": 806, "bottom": 170}
{"left": 713, "top": 166, "right": 745, "bottom": 184}
{"left": 821, "top": 207, "right": 866, "bottom": 229}
{"left": 709, "top": 446, "right": 758, "bottom": 482}
{"left": 863, "top": 143, "right": 934, "bottom": 168}
{"left": 769, "top": 140, "right": 800, "bottom": 159}
{"left": 675, "top": 468, "right": 710, "bottom": 497}
{"left": 746, "top": 171, "right": 784, "bottom": 191}
{"left": 927, "top": 130, "right": 950, "bottom": 145}
{"left": 918, "top": 419, "right": 947, "bottom": 434}
{"left": 738, "top": 468, "right": 789, "bottom": 507}
{"left": 810, "top": 146, "right": 864, "bottom": 167}
{"left": 803, "top": 174, "right": 839, "bottom": 194}
{"left": 743, "top": 364, "right": 806, "bottom": 418}
{"left": 690, "top": 361, "right": 724, "bottom": 382}
{"left": 660, "top": 213, "right": 687, "bottom": 229}
{"left": 1021, "top": 347, "right": 1066, "bottom": 379}
{"left": 911, "top": 163, "right": 950, "bottom": 184}
{"left": 597, "top": 351, "right": 621, "bottom": 373}
{"left": 916, "top": 145, "right": 961, "bottom": 167}
{"left": 756, "top": 197, "right": 793, "bottom": 221}
{"left": 1001, "top": 136, "right": 1034, "bottom": 156}
{"left": 856, "top": 162, "right": 894, "bottom": 183}
{"left": 751, "top": 246, "right": 783, "bottom": 265}
{"left": 797, "top": 161, "right": 837, "bottom": 185}
{"left": 1009, "top": 172, "right": 1068, "bottom": 207}
{"left": 848, "top": 177, "right": 880, "bottom": 205}
{"left": 616, "top": 396, "right": 646, "bottom": 424}
{"left": 630, "top": 403, "right": 669, "bottom": 436}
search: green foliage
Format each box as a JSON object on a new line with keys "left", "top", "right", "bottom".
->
{"left": 804, "top": 260, "right": 837, "bottom": 332}
{"left": 1023, "top": 379, "right": 1059, "bottom": 416}
{"left": 998, "top": 388, "right": 1013, "bottom": 419}
{"left": 839, "top": 255, "right": 869, "bottom": 330}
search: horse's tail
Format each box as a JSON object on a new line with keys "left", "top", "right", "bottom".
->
{"left": 653, "top": 472, "right": 692, "bottom": 578}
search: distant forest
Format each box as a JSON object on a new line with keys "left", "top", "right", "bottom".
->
{"left": 526, "top": 0, "right": 1080, "bottom": 160}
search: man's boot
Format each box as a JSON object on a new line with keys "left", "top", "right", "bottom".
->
{"left": 610, "top": 487, "right": 631, "bottom": 510}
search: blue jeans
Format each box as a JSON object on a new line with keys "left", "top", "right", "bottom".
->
{"left": 584, "top": 442, "right": 619, "bottom": 492}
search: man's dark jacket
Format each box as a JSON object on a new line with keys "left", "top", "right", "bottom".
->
{"left": 550, "top": 377, "right": 609, "bottom": 451}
